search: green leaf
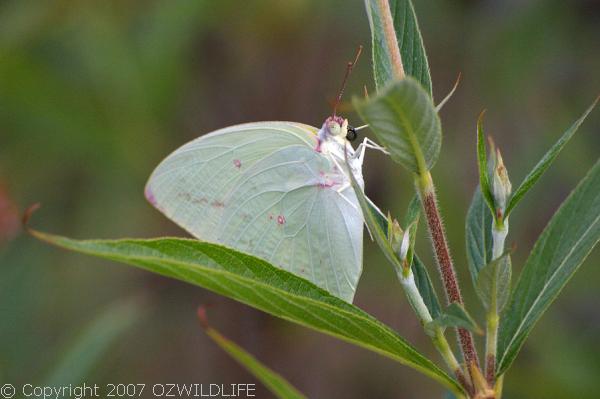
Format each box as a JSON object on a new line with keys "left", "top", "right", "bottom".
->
{"left": 475, "top": 253, "right": 512, "bottom": 313}
{"left": 30, "top": 230, "right": 462, "bottom": 395}
{"left": 498, "top": 159, "right": 600, "bottom": 375}
{"left": 42, "top": 297, "right": 143, "bottom": 385}
{"left": 405, "top": 195, "right": 421, "bottom": 224}
{"left": 505, "top": 97, "right": 598, "bottom": 217}
{"left": 367, "top": 198, "right": 390, "bottom": 238}
{"left": 404, "top": 195, "right": 421, "bottom": 267}
{"left": 425, "top": 303, "right": 482, "bottom": 337}
{"left": 364, "top": 0, "right": 432, "bottom": 95}
{"left": 404, "top": 195, "right": 441, "bottom": 319}
{"left": 354, "top": 77, "right": 441, "bottom": 175}
{"left": 476, "top": 113, "right": 496, "bottom": 216}
{"left": 412, "top": 255, "right": 441, "bottom": 319}
{"left": 465, "top": 188, "right": 494, "bottom": 286}
{"left": 202, "top": 320, "right": 306, "bottom": 399}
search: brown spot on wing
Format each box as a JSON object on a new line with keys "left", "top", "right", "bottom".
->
{"left": 211, "top": 200, "right": 225, "bottom": 208}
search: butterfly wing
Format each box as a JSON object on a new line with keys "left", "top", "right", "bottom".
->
{"left": 145, "top": 122, "right": 363, "bottom": 301}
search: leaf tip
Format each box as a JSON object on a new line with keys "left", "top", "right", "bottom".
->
{"left": 22, "top": 202, "right": 41, "bottom": 232}
{"left": 477, "top": 109, "right": 487, "bottom": 124}
{"left": 487, "top": 135, "right": 497, "bottom": 152}
{"left": 197, "top": 305, "right": 215, "bottom": 330}
{"left": 22, "top": 202, "right": 41, "bottom": 226}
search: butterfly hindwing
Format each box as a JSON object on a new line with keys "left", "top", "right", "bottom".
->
{"left": 146, "top": 122, "right": 363, "bottom": 301}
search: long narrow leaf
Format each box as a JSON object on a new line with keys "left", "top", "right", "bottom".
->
{"left": 498, "top": 159, "right": 600, "bottom": 375}
{"left": 476, "top": 113, "right": 495, "bottom": 215}
{"left": 404, "top": 195, "right": 420, "bottom": 267}
{"left": 465, "top": 188, "right": 493, "bottom": 286}
{"left": 411, "top": 256, "right": 441, "bottom": 319}
{"left": 505, "top": 98, "right": 598, "bottom": 216}
{"left": 199, "top": 310, "right": 306, "bottom": 399}
{"left": 42, "top": 297, "right": 143, "bottom": 385}
{"left": 405, "top": 196, "right": 441, "bottom": 318}
{"left": 365, "top": 0, "right": 432, "bottom": 95}
{"left": 30, "top": 229, "right": 462, "bottom": 394}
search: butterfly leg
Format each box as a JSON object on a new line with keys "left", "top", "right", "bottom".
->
{"left": 353, "top": 137, "right": 390, "bottom": 164}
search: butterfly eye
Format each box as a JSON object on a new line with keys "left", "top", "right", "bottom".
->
{"left": 346, "top": 126, "right": 358, "bottom": 142}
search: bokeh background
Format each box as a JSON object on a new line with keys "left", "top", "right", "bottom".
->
{"left": 1, "top": 0, "right": 599, "bottom": 398}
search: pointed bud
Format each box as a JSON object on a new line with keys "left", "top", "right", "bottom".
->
{"left": 486, "top": 136, "right": 497, "bottom": 179}
{"left": 492, "top": 147, "right": 511, "bottom": 216}
{"left": 400, "top": 229, "right": 410, "bottom": 261}
{"left": 389, "top": 218, "right": 403, "bottom": 253}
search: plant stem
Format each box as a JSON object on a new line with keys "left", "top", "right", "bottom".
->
{"left": 485, "top": 311, "right": 499, "bottom": 386}
{"left": 374, "top": 0, "right": 479, "bottom": 391}
{"left": 399, "top": 270, "right": 434, "bottom": 324}
{"left": 376, "top": 0, "right": 405, "bottom": 80}
{"left": 485, "top": 220, "right": 508, "bottom": 385}
{"left": 416, "top": 172, "right": 480, "bottom": 373}
{"left": 495, "top": 374, "right": 504, "bottom": 399}
{"left": 399, "top": 269, "right": 471, "bottom": 395}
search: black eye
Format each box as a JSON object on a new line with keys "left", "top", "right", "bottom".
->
{"left": 346, "top": 126, "right": 357, "bottom": 142}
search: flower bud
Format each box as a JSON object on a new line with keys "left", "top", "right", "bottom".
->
{"left": 389, "top": 218, "right": 412, "bottom": 277}
{"left": 389, "top": 218, "right": 403, "bottom": 253}
{"left": 492, "top": 147, "right": 511, "bottom": 216}
{"left": 400, "top": 229, "right": 410, "bottom": 261}
{"left": 389, "top": 218, "right": 411, "bottom": 260}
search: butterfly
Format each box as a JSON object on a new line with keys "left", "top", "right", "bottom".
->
{"left": 144, "top": 47, "right": 387, "bottom": 302}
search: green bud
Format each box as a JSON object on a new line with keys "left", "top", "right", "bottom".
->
{"left": 400, "top": 229, "right": 410, "bottom": 261}
{"left": 492, "top": 147, "right": 512, "bottom": 217}
{"left": 389, "top": 218, "right": 403, "bottom": 253}
{"left": 388, "top": 218, "right": 412, "bottom": 277}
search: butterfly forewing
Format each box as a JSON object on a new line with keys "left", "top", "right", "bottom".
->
{"left": 146, "top": 122, "right": 363, "bottom": 301}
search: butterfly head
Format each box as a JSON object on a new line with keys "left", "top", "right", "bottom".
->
{"left": 324, "top": 115, "right": 348, "bottom": 139}
{"left": 318, "top": 116, "right": 360, "bottom": 148}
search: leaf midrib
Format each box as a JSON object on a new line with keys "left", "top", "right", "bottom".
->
{"left": 75, "top": 238, "right": 458, "bottom": 385}
{"left": 54, "top": 236, "right": 426, "bottom": 356}
{"left": 383, "top": 89, "right": 428, "bottom": 174}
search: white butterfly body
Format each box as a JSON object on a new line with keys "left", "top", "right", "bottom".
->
{"left": 146, "top": 117, "right": 375, "bottom": 301}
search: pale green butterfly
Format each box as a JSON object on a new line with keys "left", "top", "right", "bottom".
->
{"left": 145, "top": 49, "right": 387, "bottom": 302}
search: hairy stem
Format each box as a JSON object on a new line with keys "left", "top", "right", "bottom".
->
{"left": 417, "top": 172, "right": 480, "bottom": 373}
{"left": 376, "top": 0, "right": 405, "bottom": 80}
{"left": 375, "top": 0, "right": 479, "bottom": 390}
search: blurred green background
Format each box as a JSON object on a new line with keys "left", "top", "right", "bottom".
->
{"left": 1, "top": 0, "right": 598, "bottom": 398}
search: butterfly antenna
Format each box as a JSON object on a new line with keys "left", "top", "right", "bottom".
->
{"left": 332, "top": 45, "right": 363, "bottom": 116}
